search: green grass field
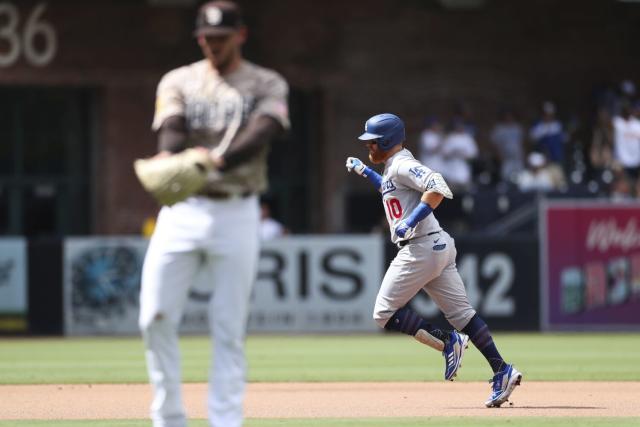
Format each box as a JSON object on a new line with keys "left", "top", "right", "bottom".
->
{"left": 1, "top": 333, "right": 639, "bottom": 384}
{"left": 1, "top": 333, "right": 639, "bottom": 426}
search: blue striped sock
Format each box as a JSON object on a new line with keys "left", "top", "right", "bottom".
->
{"left": 462, "top": 314, "right": 505, "bottom": 373}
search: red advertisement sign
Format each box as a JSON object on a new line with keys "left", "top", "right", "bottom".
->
{"left": 541, "top": 201, "right": 640, "bottom": 330}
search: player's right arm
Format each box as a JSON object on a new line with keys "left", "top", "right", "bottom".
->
{"left": 158, "top": 116, "right": 188, "bottom": 154}
{"left": 421, "top": 190, "right": 444, "bottom": 210}
{"left": 153, "top": 68, "right": 188, "bottom": 154}
{"left": 214, "top": 70, "right": 290, "bottom": 170}
{"left": 345, "top": 157, "right": 382, "bottom": 191}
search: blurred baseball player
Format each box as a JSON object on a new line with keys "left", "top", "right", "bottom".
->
{"left": 138, "top": 2, "right": 289, "bottom": 427}
{"left": 346, "top": 113, "right": 522, "bottom": 407}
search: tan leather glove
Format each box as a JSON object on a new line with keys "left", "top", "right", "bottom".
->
{"left": 133, "top": 148, "right": 214, "bottom": 206}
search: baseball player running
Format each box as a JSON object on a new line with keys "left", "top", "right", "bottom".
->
{"left": 138, "top": 2, "right": 289, "bottom": 427}
{"left": 346, "top": 113, "right": 522, "bottom": 407}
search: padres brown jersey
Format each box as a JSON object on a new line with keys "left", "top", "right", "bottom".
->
{"left": 152, "top": 59, "right": 290, "bottom": 195}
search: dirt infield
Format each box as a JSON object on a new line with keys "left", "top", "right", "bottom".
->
{"left": 1, "top": 382, "right": 639, "bottom": 420}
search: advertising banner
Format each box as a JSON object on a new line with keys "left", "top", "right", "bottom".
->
{"left": 243, "top": 236, "right": 383, "bottom": 333}
{"left": 408, "top": 236, "right": 539, "bottom": 331}
{"left": 64, "top": 235, "right": 383, "bottom": 335}
{"left": 541, "top": 200, "right": 640, "bottom": 330}
{"left": 0, "top": 238, "right": 28, "bottom": 332}
{"left": 64, "top": 237, "right": 146, "bottom": 335}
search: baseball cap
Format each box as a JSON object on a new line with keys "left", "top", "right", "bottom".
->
{"left": 194, "top": 1, "right": 243, "bottom": 37}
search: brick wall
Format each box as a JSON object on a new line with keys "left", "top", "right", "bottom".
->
{"left": 1, "top": 0, "right": 639, "bottom": 233}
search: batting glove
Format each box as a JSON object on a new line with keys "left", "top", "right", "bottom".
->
{"left": 346, "top": 157, "right": 368, "bottom": 177}
{"left": 395, "top": 221, "right": 416, "bottom": 239}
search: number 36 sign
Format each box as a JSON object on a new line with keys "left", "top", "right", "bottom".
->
{"left": 0, "top": 2, "right": 57, "bottom": 67}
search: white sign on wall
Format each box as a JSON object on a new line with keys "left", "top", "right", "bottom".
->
{"left": 0, "top": 238, "right": 27, "bottom": 314}
{"left": 64, "top": 235, "right": 384, "bottom": 335}
{"left": 0, "top": 2, "right": 58, "bottom": 68}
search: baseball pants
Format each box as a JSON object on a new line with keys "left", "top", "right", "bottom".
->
{"left": 374, "top": 230, "right": 476, "bottom": 331}
{"left": 139, "top": 195, "right": 260, "bottom": 427}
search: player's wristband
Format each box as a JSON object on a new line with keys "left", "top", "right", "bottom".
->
{"left": 405, "top": 202, "right": 433, "bottom": 228}
{"left": 363, "top": 166, "right": 382, "bottom": 190}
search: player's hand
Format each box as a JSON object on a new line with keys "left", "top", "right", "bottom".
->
{"left": 395, "top": 221, "right": 416, "bottom": 239}
{"left": 346, "top": 157, "right": 367, "bottom": 176}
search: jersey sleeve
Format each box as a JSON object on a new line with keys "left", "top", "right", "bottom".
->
{"left": 395, "top": 159, "right": 436, "bottom": 192}
{"left": 633, "top": 119, "right": 640, "bottom": 137}
{"left": 252, "top": 71, "right": 290, "bottom": 131}
{"left": 152, "top": 69, "right": 186, "bottom": 131}
{"left": 397, "top": 160, "right": 454, "bottom": 198}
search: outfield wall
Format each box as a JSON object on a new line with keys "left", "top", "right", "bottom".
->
{"left": 2, "top": 234, "right": 541, "bottom": 335}
{"left": 60, "top": 234, "right": 541, "bottom": 336}
{"left": 0, "top": 239, "right": 28, "bottom": 332}
{"left": 63, "top": 235, "right": 384, "bottom": 335}
{"left": 3, "top": 201, "right": 640, "bottom": 335}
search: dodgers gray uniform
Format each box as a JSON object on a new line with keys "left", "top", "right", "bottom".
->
{"left": 139, "top": 59, "right": 289, "bottom": 427}
{"left": 373, "top": 148, "right": 476, "bottom": 331}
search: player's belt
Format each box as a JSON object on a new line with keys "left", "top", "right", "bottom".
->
{"left": 397, "top": 230, "right": 441, "bottom": 248}
{"left": 199, "top": 189, "right": 253, "bottom": 200}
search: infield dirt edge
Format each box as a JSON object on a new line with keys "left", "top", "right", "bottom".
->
{"left": 1, "top": 382, "right": 639, "bottom": 419}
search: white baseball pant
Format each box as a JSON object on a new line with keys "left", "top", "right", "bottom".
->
{"left": 373, "top": 230, "right": 476, "bottom": 331}
{"left": 139, "top": 195, "right": 260, "bottom": 427}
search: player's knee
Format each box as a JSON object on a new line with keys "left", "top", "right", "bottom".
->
{"left": 139, "top": 311, "right": 167, "bottom": 332}
{"left": 372, "top": 309, "right": 390, "bottom": 329}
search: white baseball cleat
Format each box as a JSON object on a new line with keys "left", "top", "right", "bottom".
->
{"left": 442, "top": 331, "right": 469, "bottom": 381}
{"left": 485, "top": 364, "right": 522, "bottom": 408}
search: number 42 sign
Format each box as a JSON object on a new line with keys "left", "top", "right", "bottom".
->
{"left": 0, "top": 2, "right": 57, "bottom": 67}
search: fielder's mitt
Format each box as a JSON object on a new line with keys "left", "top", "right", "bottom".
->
{"left": 133, "top": 148, "right": 214, "bottom": 206}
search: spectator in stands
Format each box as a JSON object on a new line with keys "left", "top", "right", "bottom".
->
{"left": 418, "top": 116, "right": 446, "bottom": 174}
{"left": 260, "top": 200, "right": 288, "bottom": 240}
{"left": 619, "top": 80, "right": 637, "bottom": 110}
{"left": 612, "top": 101, "right": 640, "bottom": 196}
{"left": 440, "top": 118, "right": 479, "bottom": 192}
{"left": 452, "top": 101, "right": 477, "bottom": 138}
{"left": 517, "top": 151, "right": 565, "bottom": 193}
{"left": 621, "top": 79, "right": 636, "bottom": 95}
{"left": 603, "top": 79, "right": 637, "bottom": 117}
{"left": 589, "top": 107, "right": 614, "bottom": 173}
{"left": 529, "top": 101, "right": 566, "bottom": 167}
{"left": 490, "top": 108, "right": 525, "bottom": 184}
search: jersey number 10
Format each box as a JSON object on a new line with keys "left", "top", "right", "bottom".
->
{"left": 384, "top": 197, "right": 403, "bottom": 220}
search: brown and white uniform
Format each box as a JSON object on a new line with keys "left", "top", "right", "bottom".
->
{"left": 139, "top": 59, "right": 289, "bottom": 427}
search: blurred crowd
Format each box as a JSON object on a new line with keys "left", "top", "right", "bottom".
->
{"left": 418, "top": 79, "right": 640, "bottom": 200}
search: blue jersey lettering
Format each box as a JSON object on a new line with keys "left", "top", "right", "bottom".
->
{"left": 409, "top": 166, "right": 427, "bottom": 179}
{"left": 381, "top": 180, "right": 396, "bottom": 195}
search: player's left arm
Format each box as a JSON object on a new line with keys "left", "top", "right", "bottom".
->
{"left": 213, "top": 115, "right": 284, "bottom": 170}
{"left": 213, "top": 73, "right": 290, "bottom": 170}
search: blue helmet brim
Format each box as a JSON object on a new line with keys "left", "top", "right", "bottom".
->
{"left": 358, "top": 132, "right": 382, "bottom": 141}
